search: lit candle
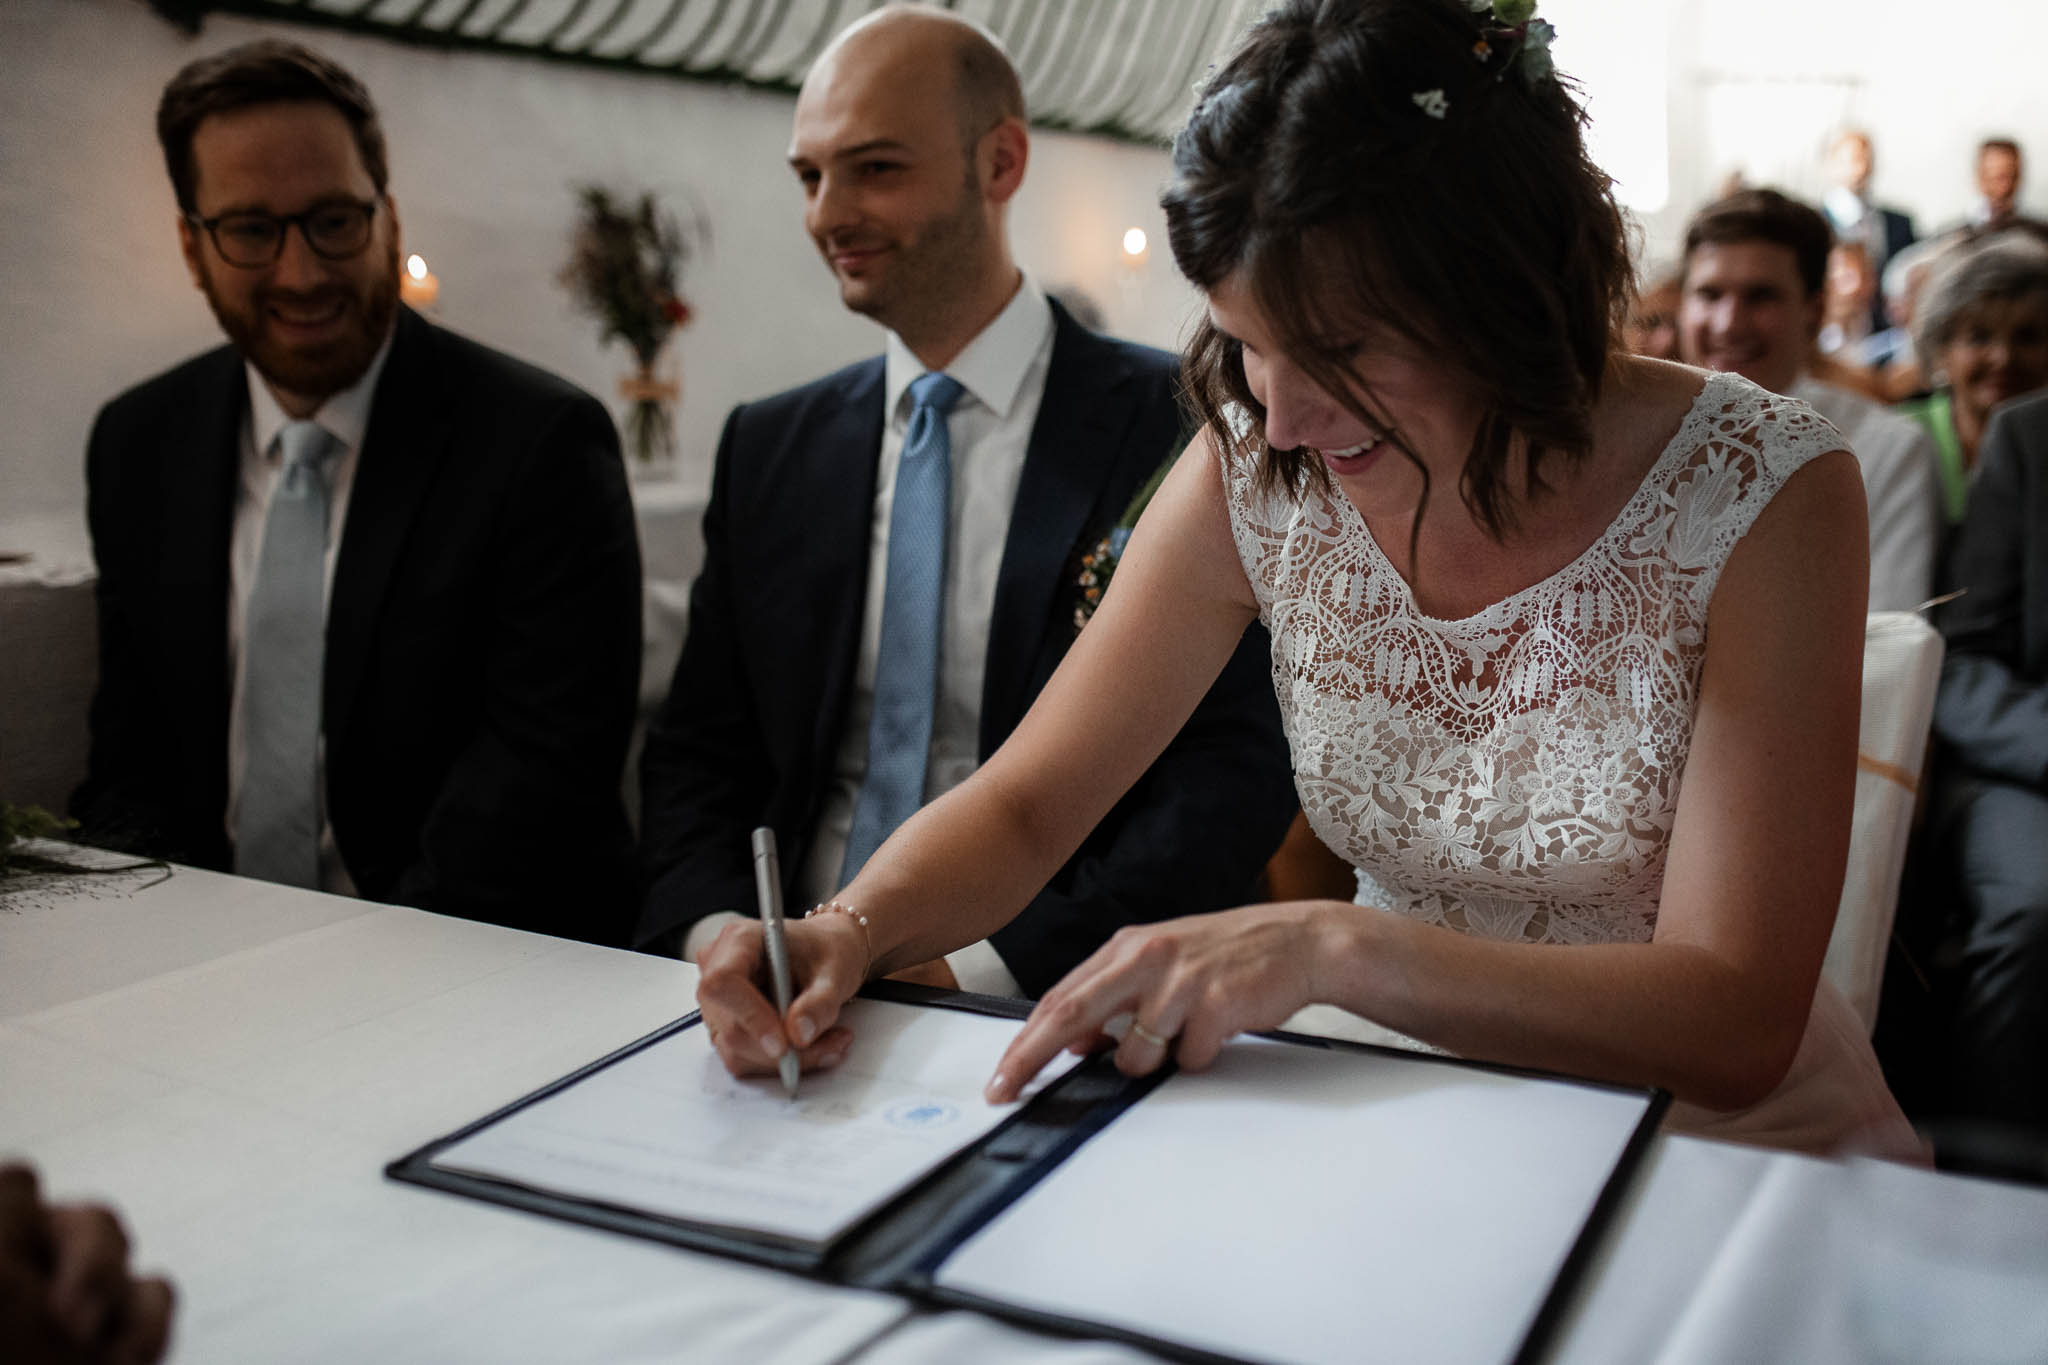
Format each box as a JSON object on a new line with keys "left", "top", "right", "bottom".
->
{"left": 400, "top": 253, "right": 440, "bottom": 309}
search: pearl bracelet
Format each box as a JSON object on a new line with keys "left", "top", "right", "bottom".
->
{"left": 805, "top": 900, "right": 872, "bottom": 970}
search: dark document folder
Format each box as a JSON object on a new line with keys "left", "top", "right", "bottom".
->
{"left": 388, "top": 982, "right": 1666, "bottom": 1365}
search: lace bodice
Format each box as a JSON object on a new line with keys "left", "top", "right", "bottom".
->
{"left": 1226, "top": 372, "right": 1844, "bottom": 945}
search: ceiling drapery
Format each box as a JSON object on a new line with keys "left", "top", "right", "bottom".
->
{"left": 149, "top": 0, "right": 1269, "bottom": 144}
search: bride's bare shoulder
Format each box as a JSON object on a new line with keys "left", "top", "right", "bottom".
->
{"left": 1608, "top": 353, "right": 1716, "bottom": 421}
{"left": 1570, "top": 355, "right": 1713, "bottom": 495}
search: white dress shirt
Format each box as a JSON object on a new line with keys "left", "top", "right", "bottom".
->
{"left": 686, "top": 278, "right": 1055, "bottom": 995}
{"left": 225, "top": 334, "right": 393, "bottom": 896}
{"left": 1824, "top": 186, "right": 1871, "bottom": 237}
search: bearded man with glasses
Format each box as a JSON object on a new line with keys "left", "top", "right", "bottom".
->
{"left": 72, "top": 41, "right": 643, "bottom": 946}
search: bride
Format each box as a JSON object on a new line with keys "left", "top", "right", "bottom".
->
{"left": 698, "top": 0, "right": 1915, "bottom": 1155}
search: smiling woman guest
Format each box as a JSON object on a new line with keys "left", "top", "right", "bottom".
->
{"left": 697, "top": 0, "right": 1919, "bottom": 1158}
{"left": 1898, "top": 232, "right": 2048, "bottom": 523}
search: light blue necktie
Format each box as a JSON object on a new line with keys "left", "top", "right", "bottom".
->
{"left": 841, "top": 372, "right": 966, "bottom": 883}
{"left": 236, "top": 419, "right": 338, "bottom": 889}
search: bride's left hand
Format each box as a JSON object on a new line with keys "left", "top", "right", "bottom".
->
{"left": 984, "top": 901, "right": 1351, "bottom": 1103}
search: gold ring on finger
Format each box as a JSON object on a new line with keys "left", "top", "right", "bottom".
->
{"left": 1130, "top": 1018, "right": 1172, "bottom": 1048}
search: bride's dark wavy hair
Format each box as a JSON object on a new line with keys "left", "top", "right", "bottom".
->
{"left": 1166, "top": 0, "right": 1629, "bottom": 539}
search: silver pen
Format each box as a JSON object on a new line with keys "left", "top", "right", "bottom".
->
{"left": 750, "top": 826, "right": 801, "bottom": 1099}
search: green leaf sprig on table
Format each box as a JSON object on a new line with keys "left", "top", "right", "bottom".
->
{"left": 0, "top": 803, "right": 170, "bottom": 888}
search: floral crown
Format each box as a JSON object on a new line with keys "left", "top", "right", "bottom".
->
{"left": 1411, "top": 0, "right": 1557, "bottom": 120}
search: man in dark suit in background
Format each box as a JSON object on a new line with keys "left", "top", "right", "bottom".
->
{"left": 1929, "top": 389, "right": 2048, "bottom": 1137}
{"left": 637, "top": 5, "right": 1294, "bottom": 995}
{"left": 1821, "top": 128, "right": 1917, "bottom": 337}
{"left": 73, "top": 42, "right": 642, "bottom": 945}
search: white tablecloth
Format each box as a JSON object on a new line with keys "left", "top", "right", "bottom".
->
{"left": 6, "top": 860, "right": 2046, "bottom": 1365}
{"left": 0, "top": 860, "right": 904, "bottom": 1364}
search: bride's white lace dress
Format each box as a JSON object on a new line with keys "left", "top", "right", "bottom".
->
{"left": 1224, "top": 371, "right": 1914, "bottom": 1155}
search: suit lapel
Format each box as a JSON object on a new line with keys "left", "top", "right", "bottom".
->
{"left": 980, "top": 310, "right": 1132, "bottom": 754}
{"left": 325, "top": 308, "right": 456, "bottom": 747}
{"left": 158, "top": 347, "right": 246, "bottom": 784}
{"left": 803, "top": 361, "right": 888, "bottom": 774}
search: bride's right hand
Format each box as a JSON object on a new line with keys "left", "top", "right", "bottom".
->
{"left": 695, "top": 912, "right": 867, "bottom": 1078}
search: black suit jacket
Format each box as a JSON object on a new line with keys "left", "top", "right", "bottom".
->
{"left": 637, "top": 302, "right": 1296, "bottom": 993}
{"left": 1868, "top": 209, "right": 1918, "bottom": 334}
{"left": 1933, "top": 390, "right": 2048, "bottom": 787}
{"left": 73, "top": 307, "right": 643, "bottom": 944}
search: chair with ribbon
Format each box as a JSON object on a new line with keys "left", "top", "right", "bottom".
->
{"left": 1823, "top": 610, "right": 1945, "bottom": 1034}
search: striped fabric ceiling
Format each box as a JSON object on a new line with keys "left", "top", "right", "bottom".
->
{"left": 153, "top": 0, "right": 1270, "bottom": 143}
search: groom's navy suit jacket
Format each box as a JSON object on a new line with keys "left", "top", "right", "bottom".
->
{"left": 73, "top": 307, "right": 643, "bottom": 945}
{"left": 636, "top": 303, "right": 1296, "bottom": 994}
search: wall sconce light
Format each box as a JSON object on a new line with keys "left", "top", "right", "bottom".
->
{"left": 400, "top": 253, "right": 441, "bottom": 309}
{"left": 1120, "top": 227, "right": 1149, "bottom": 268}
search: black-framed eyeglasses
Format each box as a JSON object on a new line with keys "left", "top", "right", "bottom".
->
{"left": 186, "top": 198, "right": 380, "bottom": 269}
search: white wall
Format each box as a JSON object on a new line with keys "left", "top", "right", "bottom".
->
{"left": 6, "top": 0, "right": 2047, "bottom": 529}
{"left": 0, "top": 0, "right": 1200, "bottom": 523}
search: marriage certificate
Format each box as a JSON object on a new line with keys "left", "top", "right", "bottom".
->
{"left": 428, "top": 997, "right": 1066, "bottom": 1247}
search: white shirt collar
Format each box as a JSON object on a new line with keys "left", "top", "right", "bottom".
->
{"left": 246, "top": 326, "right": 396, "bottom": 461}
{"left": 1824, "top": 185, "right": 1868, "bottom": 228}
{"left": 883, "top": 274, "right": 1053, "bottom": 425}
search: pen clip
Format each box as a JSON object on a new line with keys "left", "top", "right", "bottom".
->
{"left": 750, "top": 826, "right": 784, "bottom": 929}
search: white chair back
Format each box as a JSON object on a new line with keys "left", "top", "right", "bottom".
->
{"left": 1825, "top": 611, "right": 1944, "bottom": 1033}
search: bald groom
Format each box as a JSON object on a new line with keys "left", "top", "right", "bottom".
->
{"left": 636, "top": 6, "right": 1296, "bottom": 994}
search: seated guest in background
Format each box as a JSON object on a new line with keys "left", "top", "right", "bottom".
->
{"left": 636, "top": 5, "right": 1295, "bottom": 994}
{"left": 700, "top": 0, "right": 1916, "bottom": 1159}
{"left": 1898, "top": 232, "right": 2048, "bottom": 524}
{"left": 0, "top": 1162, "right": 173, "bottom": 1364}
{"left": 1864, "top": 236, "right": 1945, "bottom": 390}
{"left": 1821, "top": 128, "right": 1916, "bottom": 337}
{"left": 1808, "top": 241, "right": 1890, "bottom": 404}
{"left": 1929, "top": 390, "right": 2048, "bottom": 1137}
{"left": 1679, "top": 188, "right": 1939, "bottom": 612}
{"left": 1817, "top": 239, "right": 1876, "bottom": 363}
{"left": 73, "top": 42, "right": 643, "bottom": 944}
{"left": 1623, "top": 268, "right": 1681, "bottom": 361}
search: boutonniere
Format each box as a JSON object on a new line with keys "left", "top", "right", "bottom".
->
{"left": 1074, "top": 454, "right": 1177, "bottom": 633}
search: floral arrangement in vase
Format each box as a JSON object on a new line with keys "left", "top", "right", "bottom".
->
{"left": 558, "top": 185, "right": 705, "bottom": 464}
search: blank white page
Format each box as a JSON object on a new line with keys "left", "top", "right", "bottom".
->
{"left": 934, "top": 1038, "right": 1652, "bottom": 1365}
{"left": 433, "top": 998, "right": 1072, "bottom": 1247}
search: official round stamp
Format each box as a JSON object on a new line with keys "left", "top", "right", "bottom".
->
{"left": 883, "top": 1099, "right": 961, "bottom": 1130}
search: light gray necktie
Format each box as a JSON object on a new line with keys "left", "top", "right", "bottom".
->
{"left": 236, "top": 419, "right": 338, "bottom": 888}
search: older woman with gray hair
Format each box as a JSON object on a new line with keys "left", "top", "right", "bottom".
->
{"left": 1899, "top": 230, "right": 2048, "bottom": 521}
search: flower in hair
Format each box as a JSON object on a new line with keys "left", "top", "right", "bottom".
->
{"left": 1412, "top": 88, "right": 1449, "bottom": 119}
{"left": 1518, "top": 18, "right": 1557, "bottom": 84}
{"left": 1468, "top": 0, "right": 1560, "bottom": 90}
